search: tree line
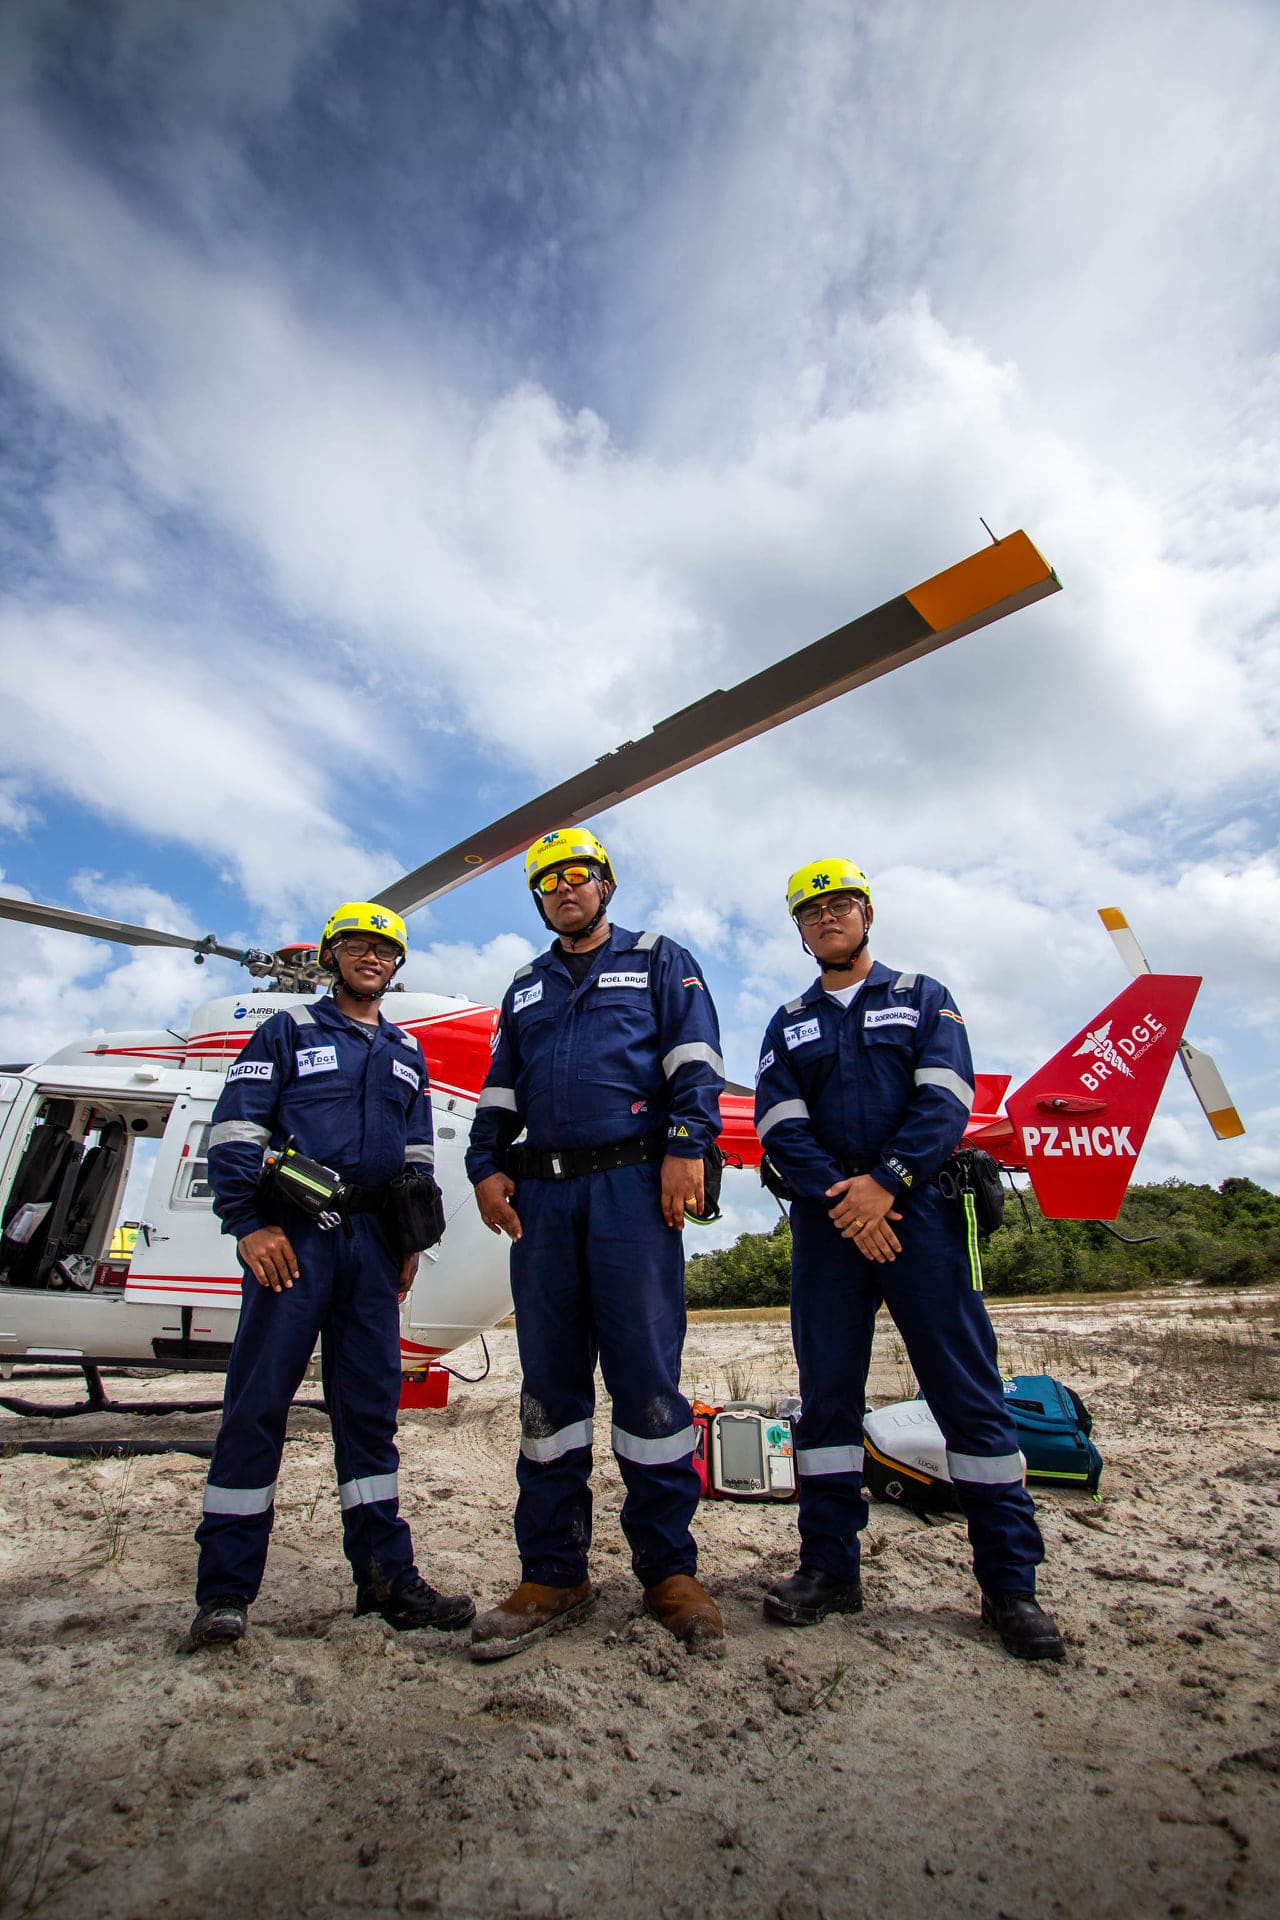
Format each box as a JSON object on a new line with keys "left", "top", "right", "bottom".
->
{"left": 685, "top": 1177, "right": 1280, "bottom": 1310}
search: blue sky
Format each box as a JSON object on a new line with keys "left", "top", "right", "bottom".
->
{"left": 2, "top": 0, "right": 1277, "bottom": 1238}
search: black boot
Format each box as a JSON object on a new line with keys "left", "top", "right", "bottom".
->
{"left": 980, "top": 1590, "right": 1065, "bottom": 1661}
{"left": 356, "top": 1571, "right": 476, "bottom": 1633}
{"left": 186, "top": 1598, "right": 248, "bottom": 1650}
{"left": 763, "top": 1567, "right": 863, "bottom": 1627}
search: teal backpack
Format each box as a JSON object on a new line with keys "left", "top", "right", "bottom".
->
{"left": 1000, "top": 1374, "right": 1104, "bottom": 1494}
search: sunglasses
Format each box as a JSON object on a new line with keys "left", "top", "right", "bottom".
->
{"left": 533, "top": 865, "right": 600, "bottom": 895}
{"left": 335, "top": 936, "right": 402, "bottom": 961}
{"left": 794, "top": 894, "right": 862, "bottom": 928}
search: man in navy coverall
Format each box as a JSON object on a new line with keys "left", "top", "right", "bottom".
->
{"left": 754, "top": 858, "right": 1064, "bottom": 1660}
{"left": 466, "top": 827, "right": 726, "bottom": 1659}
{"left": 186, "top": 901, "right": 474, "bottom": 1650}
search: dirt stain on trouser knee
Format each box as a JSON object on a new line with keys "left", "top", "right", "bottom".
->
{"left": 520, "top": 1392, "right": 554, "bottom": 1438}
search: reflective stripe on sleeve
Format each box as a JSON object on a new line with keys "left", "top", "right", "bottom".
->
{"left": 946, "top": 1449, "right": 1025, "bottom": 1486}
{"left": 914, "top": 1066, "right": 974, "bottom": 1110}
{"left": 477, "top": 1086, "right": 518, "bottom": 1112}
{"left": 757, "top": 1098, "right": 810, "bottom": 1140}
{"left": 208, "top": 1120, "right": 272, "bottom": 1150}
{"left": 338, "top": 1472, "right": 399, "bottom": 1510}
{"left": 612, "top": 1421, "right": 696, "bottom": 1466}
{"left": 520, "top": 1417, "right": 594, "bottom": 1464}
{"left": 404, "top": 1143, "right": 435, "bottom": 1165}
{"left": 661, "top": 1041, "right": 725, "bottom": 1079}
{"left": 202, "top": 1479, "right": 277, "bottom": 1516}
{"left": 796, "top": 1444, "right": 864, "bottom": 1476}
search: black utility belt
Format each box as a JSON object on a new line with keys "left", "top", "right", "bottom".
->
{"left": 341, "top": 1184, "right": 388, "bottom": 1214}
{"left": 509, "top": 1137, "right": 664, "bottom": 1182}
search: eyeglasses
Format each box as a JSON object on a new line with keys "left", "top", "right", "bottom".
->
{"left": 335, "top": 936, "right": 402, "bottom": 961}
{"left": 533, "top": 865, "right": 599, "bottom": 895}
{"left": 794, "top": 894, "right": 862, "bottom": 929}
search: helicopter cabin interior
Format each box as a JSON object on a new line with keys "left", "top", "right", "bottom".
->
{"left": 0, "top": 1090, "right": 208, "bottom": 1294}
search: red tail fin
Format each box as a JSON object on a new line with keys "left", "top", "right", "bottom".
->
{"left": 1003, "top": 975, "right": 1201, "bottom": 1220}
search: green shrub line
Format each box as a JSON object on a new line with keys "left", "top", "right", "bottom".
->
{"left": 685, "top": 1177, "right": 1280, "bottom": 1310}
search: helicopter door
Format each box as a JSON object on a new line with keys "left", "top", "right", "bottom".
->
{"left": 123, "top": 1093, "right": 243, "bottom": 1312}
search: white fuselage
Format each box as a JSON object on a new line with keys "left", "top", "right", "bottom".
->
{"left": 0, "top": 991, "right": 511, "bottom": 1373}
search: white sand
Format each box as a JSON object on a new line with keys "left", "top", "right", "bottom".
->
{"left": 1, "top": 1287, "right": 1277, "bottom": 1919}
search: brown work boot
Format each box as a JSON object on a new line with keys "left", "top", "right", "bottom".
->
{"left": 643, "top": 1574, "right": 725, "bottom": 1651}
{"left": 469, "top": 1579, "right": 595, "bottom": 1663}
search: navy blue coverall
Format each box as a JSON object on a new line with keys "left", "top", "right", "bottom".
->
{"left": 466, "top": 925, "right": 725, "bottom": 1589}
{"left": 754, "top": 962, "right": 1044, "bottom": 1595}
{"left": 196, "top": 997, "right": 436, "bottom": 1608}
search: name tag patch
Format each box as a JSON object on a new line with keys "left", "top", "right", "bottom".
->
{"left": 513, "top": 982, "right": 543, "bottom": 1013}
{"left": 755, "top": 1049, "right": 775, "bottom": 1082}
{"left": 296, "top": 1046, "right": 339, "bottom": 1076}
{"left": 227, "top": 1060, "right": 274, "bottom": 1083}
{"left": 865, "top": 1008, "right": 920, "bottom": 1030}
{"left": 784, "top": 1019, "right": 822, "bottom": 1050}
{"left": 391, "top": 1058, "right": 419, "bottom": 1090}
{"left": 597, "top": 971, "right": 649, "bottom": 990}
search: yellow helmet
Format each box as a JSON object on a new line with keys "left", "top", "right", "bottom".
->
{"left": 524, "top": 828, "right": 616, "bottom": 892}
{"left": 318, "top": 902, "right": 408, "bottom": 963}
{"left": 786, "top": 859, "right": 872, "bottom": 918}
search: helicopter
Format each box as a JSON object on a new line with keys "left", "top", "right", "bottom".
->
{"left": 0, "top": 528, "right": 1238, "bottom": 1414}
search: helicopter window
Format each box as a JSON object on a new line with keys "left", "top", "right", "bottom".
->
{"left": 171, "top": 1123, "right": 215, "bottom": 1206}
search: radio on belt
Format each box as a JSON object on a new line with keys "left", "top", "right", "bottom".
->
{"left": 706, "top": 1402, "right": 798, "bottom": 1501}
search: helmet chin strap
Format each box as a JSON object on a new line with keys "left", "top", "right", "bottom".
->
{"left": 801, "top": 905, "right": 871, "bottom": 974}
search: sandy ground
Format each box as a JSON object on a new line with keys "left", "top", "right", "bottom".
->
{"left": 2, "top": 1287, "right": 1278, "bottom": 1920}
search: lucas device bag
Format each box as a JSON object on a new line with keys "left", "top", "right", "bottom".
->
{"left": 863, "top": 1373, "right": 1103, "bottom": 1512}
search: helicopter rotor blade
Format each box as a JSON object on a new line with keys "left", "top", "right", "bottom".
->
{"left": 1097, "top": 907, "right": 1245, "bottom": 1141}
{"left": 0, "top": 897, "right": 245, "bottom": 965}
{"left": 375, "top": 530, "right": 1059, "bottom": 917}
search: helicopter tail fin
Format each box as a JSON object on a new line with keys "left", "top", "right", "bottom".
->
{"left": 1003, "top": 974, "right": 1202, "bottom": 1220}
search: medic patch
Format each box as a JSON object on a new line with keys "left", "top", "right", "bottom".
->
{"left": 864, "top": 1007, "right": 920, "bottom": 1030}
{"left": 783, "top": 1018, "right": 821, "bottom": 1050}
{"left": 755, "top": 1048, "right": 775, "bottom": 1083}
{"left": 296, "top": 1046, "right": 339, "bottom": 1076}
{"left": 597, "top": 971, "right": 649, "bottom": 990}
{"left": 391, "top": 1058, "right": 419, "bottom": 1091}
{"left": 227, "top": 1060, "right": 273, "bottom": 1084}
{"left": 513, "top": 982, "right": 544, "bottom": 1014}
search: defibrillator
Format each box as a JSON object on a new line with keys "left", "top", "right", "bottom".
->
{"left": 692, "top": 1401, "right": 798, "bottom": 1502}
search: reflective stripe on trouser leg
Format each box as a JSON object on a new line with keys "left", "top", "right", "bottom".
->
{"left": 787, "top": 1199, "right": 880, "bottom": 1584}
{"left": 194, "top": 1241, "right": 334, "bottom": 1606}
{"left": 880, "top": 1185, "right": 1044, "bottom": 1593}
{"left": 324, "top": 1216, "right": 417, "bottom": 1597}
